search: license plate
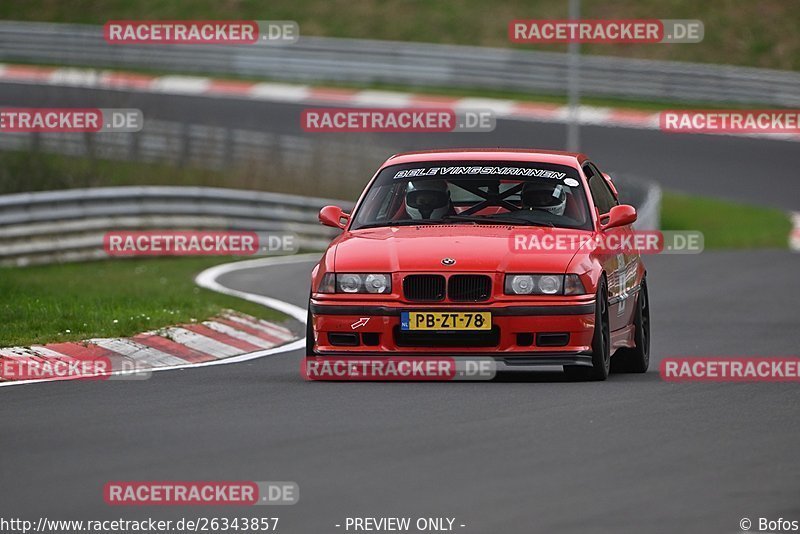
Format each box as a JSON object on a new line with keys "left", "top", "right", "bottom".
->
{"left": 401, "top": 311, "right": 492, "bottom": 331}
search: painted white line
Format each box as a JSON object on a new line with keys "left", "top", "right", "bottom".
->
{"left": 194, "top": 254, "right": 315, "bottom": 323}
{"left": 0, "top": 254, "right": 319, "bottom": 387}
{"left": 203, "top": 321, "right": 276, "bottom": 349}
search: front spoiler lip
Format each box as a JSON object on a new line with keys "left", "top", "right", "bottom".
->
{"left": 307, "top": 352, "right": 594, "bottom": 368}
{"left": 309, "top": 302, "right": 596, "bottom": 316}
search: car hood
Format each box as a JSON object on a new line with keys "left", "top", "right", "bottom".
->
{"left": 332, "top": 225, "right": 590, "bottom": 273}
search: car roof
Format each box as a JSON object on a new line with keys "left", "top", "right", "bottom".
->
{"left": 383, "top": 148, "right": 588, "bottom": 168}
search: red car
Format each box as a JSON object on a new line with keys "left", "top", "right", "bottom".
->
{"left": 307, "top": 149, "right": 649, "bottom": 380}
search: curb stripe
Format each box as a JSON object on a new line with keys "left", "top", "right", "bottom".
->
{"left": 151, "top": 75, "right": 211, "bottom": 95}
{"left": 102, "top": 71, "right": 157, "bottom": 89}
{"left": 0, "top": 255, "right": 315, "bottom": 387}
{"left": 0, "top": 347, "right": 50, "bottom": 363}
{"left": 0, "top": 63, "right": 798, "bottom": 142}
{"left": 92, "top": 338, "right": 188, "bottom": 367}
{"left": 160, "top": 326, "right": 243, "bottom": 358}
{"left": 29, "top": 346, "right": 81, "bottom": 363}
{"left": 226, "top": 310, "right": 294, "bottom": 336}
{"left": 208, "top": 80, "right": 257, "bottom": 95}
{"left": 307, "top": 87, "right": 361, "bottom": 102}
{"left": 43, "top": 342, "right": 119, "bottom": 362}
{"left": 224, "top": 313, "right": 294, "bottom": 340}
{"left": 133, "top": 333, "right": 215, "bottom": 364}
{"left": 214, "top": 317, "right": 286, "bottom": 345}
{"left": 202, "top": 321, "right": 277, "bottom": 349}
{"left": 182, "top": 323, "right": 263, "bottom": 352}
{"left": 249, "top": 82, "right": 310, "bottom": 102}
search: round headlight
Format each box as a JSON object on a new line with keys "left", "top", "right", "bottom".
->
{"left": 538, "top": 275, "right": 561, "bottom": 294}
{"left": 338, "top": 274, "right": 362, "bottom": 293}
{"left": 364, "top": 274, "right": 390, "bottom": 294}
{"left": 511, "top": 275, "right": 535, "bottom": 295}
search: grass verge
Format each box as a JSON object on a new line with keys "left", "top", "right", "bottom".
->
{"left": 661, "top": 191, "right": 791, "bottom": 249}
{"left": 0, "top": 257, "right": 288, "bottom": 347}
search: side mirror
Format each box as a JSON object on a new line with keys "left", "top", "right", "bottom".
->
{"left": 602, "top": 172, "right": 619, "bottom": 199}
{"left": 601, "top": 204, "right": 637, "bottom": 231}
{"left": 319, "top": 205, "right": 350, "bottom": 229}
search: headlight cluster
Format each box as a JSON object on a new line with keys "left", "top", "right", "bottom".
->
{"left": 318, "top": 273, "right": 392, "bottom": 294}
{"left": 504, "top": 274, "right": 585, "bottom": 295}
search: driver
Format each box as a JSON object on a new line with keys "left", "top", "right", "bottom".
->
{"left": 405, "top": 180, "right": 452, "bottom": 220}
{"left": 521, "top": 181, "right": 567, "bottom": 216}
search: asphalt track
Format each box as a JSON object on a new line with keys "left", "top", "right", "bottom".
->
{"left": 1, "top": 81, "right": 800, "bottom": 533}
{"left": 2, "top": 251, "right": 800, "bottom": 533}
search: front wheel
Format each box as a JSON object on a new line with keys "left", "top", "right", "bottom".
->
{"left": 565, "top": 279, "right": 610, "bottom": 381}
{"left": 611, "top": 278, "right": 650, "bottom": 373}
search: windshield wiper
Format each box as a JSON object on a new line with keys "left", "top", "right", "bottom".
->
{"left": 443, "top": 215, "right": 553, "bottom": 227}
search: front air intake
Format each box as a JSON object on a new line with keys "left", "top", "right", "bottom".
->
{"left": 403, "top": 274, "right": 446, "bottom": 302}
{"left": 448, "top": 274, "right": 491, "bottom": 302}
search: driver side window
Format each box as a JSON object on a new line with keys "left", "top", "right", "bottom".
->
{"left": 584, "top": 163, "right": 617, "bottom": 215}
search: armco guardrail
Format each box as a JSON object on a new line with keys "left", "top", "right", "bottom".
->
{"left": 0, "top": 187, "right": 354, "bottom": 266}
{"left": 0, "top": 21, "right": 798, "bottom": 106}
{"left": 0, "top": 179, "right": 659, "bottom": 267}
{"left": 0, "top": 118, "right": 392, "bottom": 201}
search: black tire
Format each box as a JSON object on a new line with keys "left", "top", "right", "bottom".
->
{"left": 565, "top": 278, "right": 610, "bottom": 381}
{"left": 611, "top": 278, "right": 650, "bottom": 373}
{"left": 305, "top": 304, "right": 315, "bottom": 356}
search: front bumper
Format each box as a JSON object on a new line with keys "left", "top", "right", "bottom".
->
{"left": 309, "top": 301, "right": 596, "bottom": 362}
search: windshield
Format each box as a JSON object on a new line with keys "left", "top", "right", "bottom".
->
{"left": 350, "top": 161, "right": 592, "bottom": 230}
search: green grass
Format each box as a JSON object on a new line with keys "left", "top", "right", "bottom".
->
{"left": 0, "top": 257, "right": 288, "bottom": 347}
{"left": 0, "top": 150, "right": 264, "bottom": 195}
{"left": 661, "top": 191, "right": 792, "bottom": 249}
{"left": 0, "top": 150, "right": 363, "bottom": 200}
{"left": 1, "top": 0, "right": 798, "bottom": 70}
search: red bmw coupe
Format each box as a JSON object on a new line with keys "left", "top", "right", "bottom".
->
{"left": 307, "top": 149, "right": 650, "bottom": 380}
